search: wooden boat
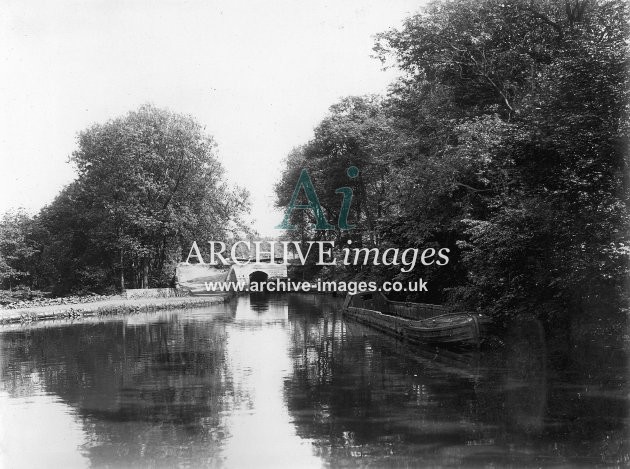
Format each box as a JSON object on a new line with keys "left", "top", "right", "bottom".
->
{"left": 342, "top": 291, "right": 491, "bottom": 347}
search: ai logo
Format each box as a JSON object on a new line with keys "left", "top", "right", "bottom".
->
{"left": 275, "top": 166, "right": 359, "bottom": 231}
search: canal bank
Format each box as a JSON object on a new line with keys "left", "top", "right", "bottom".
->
{"left": 0, "top": 293, "right": 232, "bottom": 325}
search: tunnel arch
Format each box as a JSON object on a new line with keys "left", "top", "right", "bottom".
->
{"left": 248, "top": 270, "right": 269, "bottom": 287}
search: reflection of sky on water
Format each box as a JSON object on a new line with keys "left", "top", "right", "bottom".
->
{"left": 222, "top": 300, "right": 320, "bottom": 468}
{"left": 0, "top": 389, "right": 87, "bottom": 468}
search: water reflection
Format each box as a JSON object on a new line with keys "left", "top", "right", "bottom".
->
{"left": 223, "top": 294, "right": 320, "bottom": 468}
{"left": 0, "top": 294, "right": 628, "bottom": 468}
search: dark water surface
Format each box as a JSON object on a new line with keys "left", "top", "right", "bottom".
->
{"left": 0, "top": 294, "right": 628, "bottom": 468}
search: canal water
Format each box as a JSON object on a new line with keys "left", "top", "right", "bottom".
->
{"left": 0, "top": 294, "right": 627, "bottom": 468}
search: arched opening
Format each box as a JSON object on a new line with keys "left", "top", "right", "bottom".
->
{"left": 248, "top": 270, "right": 269, "bottom": 290}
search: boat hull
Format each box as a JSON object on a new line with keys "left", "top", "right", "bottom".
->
{"left": 343, "top": 293, "right": 491, "bottom": 347}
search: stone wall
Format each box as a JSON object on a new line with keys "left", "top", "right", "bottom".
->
{"left": 124, "top": 288, "right": 190, "bottom": 299}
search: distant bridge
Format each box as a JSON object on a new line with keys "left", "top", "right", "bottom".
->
{"left": 175, "top": 260, "right": 288, "bottom": 294}
{"left": 230, "top": 260, "right": 287, "bottom": 286}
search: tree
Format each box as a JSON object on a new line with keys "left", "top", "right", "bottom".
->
{"left": 0, "top": 210, "right": 38, "bottom": 290}
{"left": 276, "top": 0, "right": 629, "bottom": 318}
{"left": 457, "top": 0, "right": 630, "bottom": 318}
{"left": 275, "top": 96, "right": 396, "bottom": 240}
{"left": 28, "top": 104, "right": 250, "bottom": 294}
{"left": 274, "top": 96, "right": 402, "bottom": 280}
{"left": 376, "top": 0, "right": 630, "bottom": 315}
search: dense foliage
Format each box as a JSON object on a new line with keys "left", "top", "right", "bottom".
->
{"left": 275, "top": 0, "right": 629, "bottom": 320}
{"left": 0, "top": 210, "right": 38, "bottom": 290}
{"left": 1, "top": 105, "right": 249, "bottom": 294}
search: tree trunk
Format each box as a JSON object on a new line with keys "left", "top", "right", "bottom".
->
{"left": 143, "top": 258, "right": 149, "bottom": 289}
{"left": 119, "top": 249, "right": 125, "bottom": 291}
{"left": 358, "top": 174, "right": 376, "bottom": 245}
{"left": 132, "top": 257, "right": 138, "bottom": 289}
{"left": 157, "top": 236, "right": 167, "bottom": 278}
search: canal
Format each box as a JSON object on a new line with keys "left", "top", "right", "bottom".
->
{"left": 0, "top": 294, "right": 628, "bottom": 467}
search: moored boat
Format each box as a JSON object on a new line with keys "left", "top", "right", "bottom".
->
{"left": 342, "top": 291, "right": 491, "bottom": 347}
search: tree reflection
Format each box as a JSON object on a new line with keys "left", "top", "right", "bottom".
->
{"left": 284, "top": 295, "right": 628, "bottom": 467}
{"left": 0, "top": 295, "right": 627, "bottom": 467}
{"left": 0, "top": 304, "right": 238, "bottom": 467}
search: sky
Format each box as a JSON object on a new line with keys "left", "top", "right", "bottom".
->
{"left": 0, "top": 0, "right": 423, "bottom": 234}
